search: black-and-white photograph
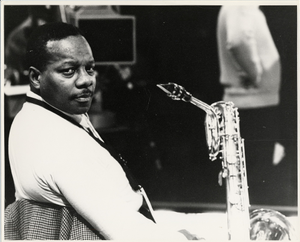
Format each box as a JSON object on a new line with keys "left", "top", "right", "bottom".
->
{"left": 1, "top": 1, "right": 298, "bottom": 240}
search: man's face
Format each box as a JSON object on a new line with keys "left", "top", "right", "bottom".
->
{"left": 39, "top": 35, "right": 96, "bottom": 114}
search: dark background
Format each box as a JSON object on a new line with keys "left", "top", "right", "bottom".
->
{"left": 3, "top": 5, "right": 297, "bottom": 210}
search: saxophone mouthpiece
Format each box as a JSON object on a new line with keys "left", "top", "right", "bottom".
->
{"left": 157, "top": 83, "right": 192, "bottom": 102}
{"left": 156, "top": 83, "right": 171, "bottom": 95}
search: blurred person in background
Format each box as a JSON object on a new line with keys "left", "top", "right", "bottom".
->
{"left": 217, "top": 5, "right": 285, "bottom": 204}
{"left": 5, "top": 5, "right": 60, "bottom": 85}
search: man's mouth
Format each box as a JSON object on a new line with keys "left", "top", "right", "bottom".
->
{"left": 74, "top": 92, "right": 93, "bottom": 103}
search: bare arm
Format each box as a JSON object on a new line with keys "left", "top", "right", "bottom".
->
{"left": 226, "top": 9, "right": 263, "bottom": 85}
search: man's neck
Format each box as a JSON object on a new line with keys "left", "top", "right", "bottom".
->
{"left": 28, "top": 90, "right": 85, "bottom": 120}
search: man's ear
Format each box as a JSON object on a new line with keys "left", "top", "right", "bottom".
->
{"left": 28, "top": 67, "right": 41, "bottom": 89}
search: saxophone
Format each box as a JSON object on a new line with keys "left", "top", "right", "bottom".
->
{"left": 157, "top": 82, "right": 297, "bottom": 240}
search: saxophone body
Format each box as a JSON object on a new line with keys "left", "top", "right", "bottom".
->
{"left": 157, "top": 82, "right": 297, "bottom": 240}
{"left": 210, "top": 101, "right": 250, "bottom": 240}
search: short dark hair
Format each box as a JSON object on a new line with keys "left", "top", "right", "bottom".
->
{"left": 25, "top": 22, "right": 84, "bottom": 71}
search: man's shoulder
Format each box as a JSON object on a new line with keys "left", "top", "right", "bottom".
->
{"left": 14, "top": 102, "right": 80, "bottom": 134}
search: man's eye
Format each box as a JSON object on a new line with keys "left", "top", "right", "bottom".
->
{"left": 62, "top": 68, "right": 75, "bottom": 76}
{"left": 86, "top": 66, "right": 95, "bottom": 75}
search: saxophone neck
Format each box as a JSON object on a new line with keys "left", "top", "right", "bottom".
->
{"left": 189, "top": 96, "right": 217, "bottom": 118}
{"left": 157, "top": 82, "right": 217, "bottom": 117}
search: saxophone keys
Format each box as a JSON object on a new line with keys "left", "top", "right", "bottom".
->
{"left": 218, "top": 171, "right": 223, "bottom": 186}
{"left": 218, "top": 169, "right": 228, "bottom": 186}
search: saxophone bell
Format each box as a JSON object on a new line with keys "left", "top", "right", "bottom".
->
{"left": 250, "top": 209, "right": 298, "bottom": 240}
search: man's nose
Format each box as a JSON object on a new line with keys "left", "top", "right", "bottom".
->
{"left": 76, "top": 70, "right": 94, "bottom": 88}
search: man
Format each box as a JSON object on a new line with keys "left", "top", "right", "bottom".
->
{"left": 216, "top": 5, "right": 284, "bottom": 204}
{"left": 7, "top": 22, "right": 200, "bottom": 240}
